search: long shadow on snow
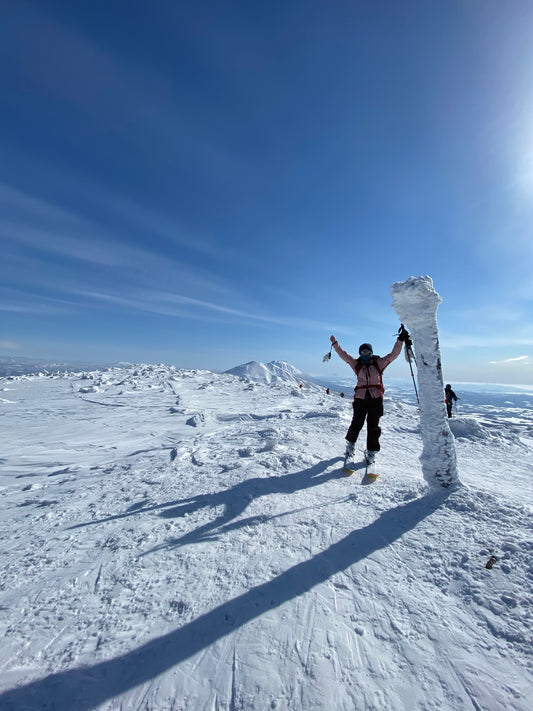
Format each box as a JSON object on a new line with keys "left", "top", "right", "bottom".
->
{"left": 146, "top": 457, "right": 346, "bottom": 550}
{"left": 145, "top": 492, "right": 349, "bottom": 550}
{"left": 0, "top": 489, "right": 451, "bottom": 711}
{"left": 67, "top": 457, "right": 344, "bottom": 535}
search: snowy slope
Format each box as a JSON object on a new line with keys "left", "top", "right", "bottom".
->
{"left": 0, "top": 365, "right": 532, "bottom": 710}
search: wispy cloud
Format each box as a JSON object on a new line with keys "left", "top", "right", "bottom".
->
{"left": 0, "top": 185, "right": 236, "bottom": 300}
{"left": 489, "top": 355, "right": 529, "bottom": 365}
{"left": 442, "top": 332, "right": 533, "bottom": 349}
{"left": 440, "top": 303, "right": 533, "bottom": 350}
{"left": 0, "top": 185, "right": 211, "bottom": 269}
{"left": 1, "top": 184, "right": 339, "bottom": 333}
{"left": 0, "top": 303, "right": 72, "bottom": 315}
{"left": 0, "top": 287, "right": 77, "bottom": 315}
{"left": 0, "top": 340, "right": 22, "bottom": 351}
{"left": 73, "top": 287, "right": 335, "bottom": 332}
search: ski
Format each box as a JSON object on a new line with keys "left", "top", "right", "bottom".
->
{"left": 343, "top": 450, "right": 378, "bottom": 479}
{"left": 362, "top": 469, "right": 379, "bottom": 483}
{"left": 343, "top": 460, "right": 366, "bottom": 477}
{"left": 343, "top": 459, "right": 359, "bottom": 476}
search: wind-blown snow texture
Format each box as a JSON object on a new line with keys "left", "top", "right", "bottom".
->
{"left": 0, "top": 364, "right": 532, "bottom": 710}
{"left": 391, "top": 276, "right": 459, "bottom": 489}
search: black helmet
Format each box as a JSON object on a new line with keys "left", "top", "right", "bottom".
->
{"left": 359, "top": 343, "right": 373, "bottom": 355}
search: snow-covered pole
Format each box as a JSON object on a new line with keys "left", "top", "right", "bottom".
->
{"left": 390, "top": 276, "right": 460, "bottom": 490}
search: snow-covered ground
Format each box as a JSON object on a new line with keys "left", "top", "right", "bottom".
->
{"left": 0, "top": 364, "right": 532, "bottom": 710}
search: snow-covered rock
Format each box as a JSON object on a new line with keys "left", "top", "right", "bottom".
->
{"left": 449, "top": 416, "right": 488, "bottom": 440}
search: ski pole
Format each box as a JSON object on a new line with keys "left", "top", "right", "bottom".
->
{"left": 405, "top": 344, "right": 420, "bottom": 405}
{"left": 398, "top": 325, "right": 420, "bottom": 406}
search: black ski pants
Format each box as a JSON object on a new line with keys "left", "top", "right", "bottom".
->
{"left": 346, "top": 391, "right": 384, "bottom": 451}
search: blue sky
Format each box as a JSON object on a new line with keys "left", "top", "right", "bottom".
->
{"left": 1, "top": 0, "right": 532, "bottom": 385}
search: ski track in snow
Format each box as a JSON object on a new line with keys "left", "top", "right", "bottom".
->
{"left": 0, "top": 364, "right": 532, "bottom": 710}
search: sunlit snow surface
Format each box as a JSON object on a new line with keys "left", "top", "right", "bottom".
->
{"left": 0, "top": 365, "right": 532, "bottom": 710}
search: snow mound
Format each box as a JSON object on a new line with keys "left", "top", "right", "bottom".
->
{"left": 449, "top": 417, "right": 488, "bottom": 440}
{"left": 224, "top": 360, "right": 304, "bottom": 385}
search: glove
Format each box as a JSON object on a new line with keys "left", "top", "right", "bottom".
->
{"left": 397, "top": 325, "right": 411, "bottom": 343}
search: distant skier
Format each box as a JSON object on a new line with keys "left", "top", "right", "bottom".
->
{"left": 445, "top": 384, "right": 458, "bottom": 418}
{"left": 330, "top": 327, "right": 410, "bottom": 467}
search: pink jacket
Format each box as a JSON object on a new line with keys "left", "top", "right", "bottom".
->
{"left": 333, "top": 339, "right": 403, "bottom": 399}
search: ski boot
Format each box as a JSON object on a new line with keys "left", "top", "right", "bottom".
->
{"left": 364, "top": 450, "right": 379, "bottom": 481}
{"left": 364, "top": 450, "right": 377, "bottom": 465}
{"left": 343, "top": 441, "right": 356, "bottom": 475}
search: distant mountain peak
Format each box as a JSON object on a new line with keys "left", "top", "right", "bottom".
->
{"left": 268, "top": 360, "right": 302, "bottom": 376}
{"left": 224, "top": 360, "right": 303, "bottom": 385}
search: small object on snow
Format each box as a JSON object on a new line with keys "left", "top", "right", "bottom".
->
{"left": 485, "top": 555, "right": 498, "bottom": 569}
{"left": 186, "top": 413, "right": 205, "bottom": 427}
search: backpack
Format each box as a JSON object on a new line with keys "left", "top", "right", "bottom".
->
{"left": 354, "top": 356, "right": 384, "bottom": 396}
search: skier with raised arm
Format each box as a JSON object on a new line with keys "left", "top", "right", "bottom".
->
{"left": 329, "top": 327, "right": 411, "bottom": 473}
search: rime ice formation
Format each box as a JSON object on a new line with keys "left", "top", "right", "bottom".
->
{"left": 391, "top": 276, "right": 460, "bottom": 489}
